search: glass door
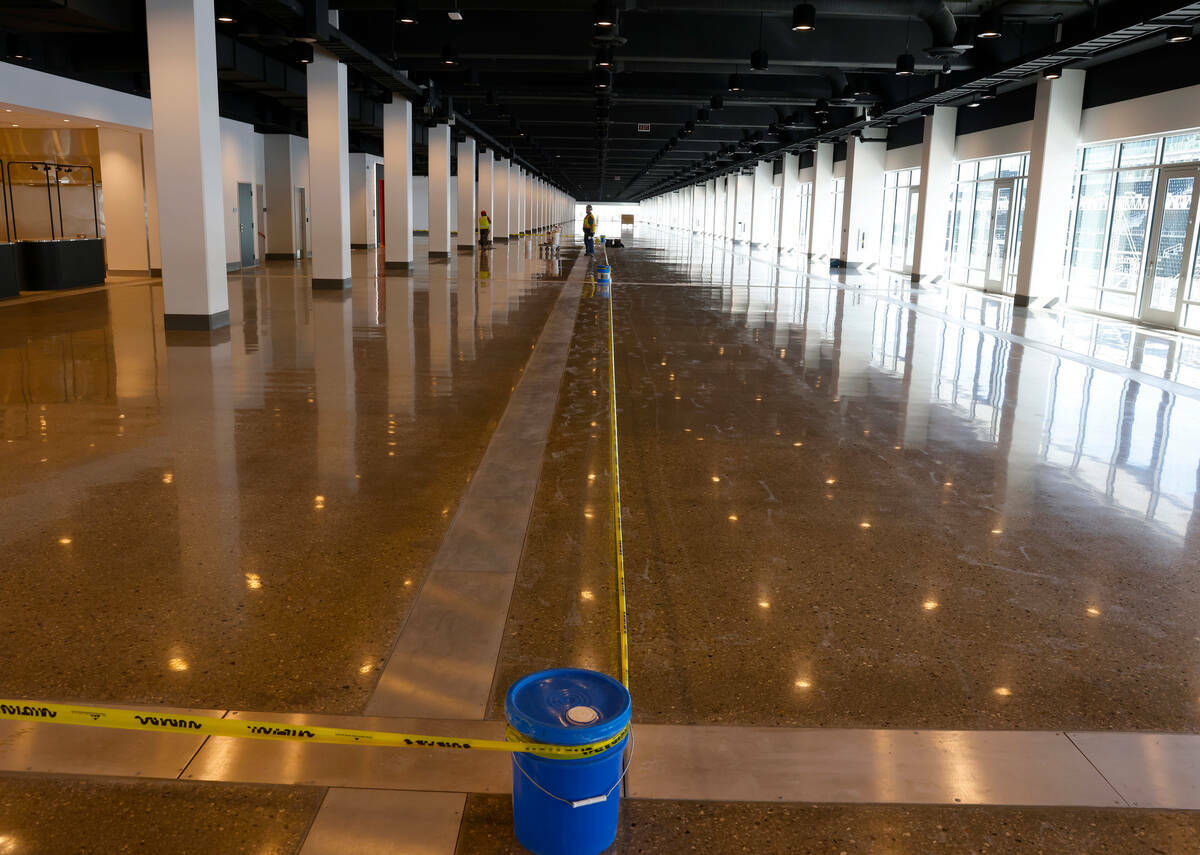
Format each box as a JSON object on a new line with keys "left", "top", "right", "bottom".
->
{"left": 984, "top": 179, "right": 1014, "bottom": 293}
{"left": 904, "top": 185, "right": 919, "bottom": 273}
{"left": 1139, "top": 167, "right": 1200, "bottom": 328}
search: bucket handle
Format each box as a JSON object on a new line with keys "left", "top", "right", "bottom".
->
{"left": 512, "top": 727, "right": 634, "bottom": 809}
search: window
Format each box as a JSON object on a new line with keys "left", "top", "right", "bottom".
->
{"left": 879, "top": 167, "right": 920, "bottom": 271}
{"left": 831, "top": 177, "right": 845, "bottom": 254}
{"left": 797, "top": 183, "right": 812, "bottom": 254}
{"left": 944, "top": 155, "right": 1028, "bottom": 293}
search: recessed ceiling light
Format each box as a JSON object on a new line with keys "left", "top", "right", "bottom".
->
{"left": 1166, "top": 26, "right": 1193, "bottom": 43}
{"left": 1042, "top": 65, "right": 1063, "bottom": 80}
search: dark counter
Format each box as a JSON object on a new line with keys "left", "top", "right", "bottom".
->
{"left": 0, "top": 243, "right": 19, "bottom": 298}
{"left": 19, "top": 238, "right": 106, "bottom": 291}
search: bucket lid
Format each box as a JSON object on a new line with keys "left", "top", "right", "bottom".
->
{"left": 505, "top": 668, "right": 631, "bottom": 746}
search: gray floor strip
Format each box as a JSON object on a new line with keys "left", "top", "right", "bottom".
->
{"left": 298, "top": 789, "right": 465, "bottom": 855}
{"left": 365, "top": 257, "right": 585, "bottom": 720}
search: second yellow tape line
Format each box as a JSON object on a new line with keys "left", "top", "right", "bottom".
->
{"left": 0, "top": 701, "right": 627, "bottom": 758}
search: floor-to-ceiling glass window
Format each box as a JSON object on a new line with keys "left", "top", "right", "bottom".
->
{"left": 943, "top": 155, "right": 1029, "bottom": 293}
{"left": 797, "top": 182, "right": 812, "bottom": 255}
{"left": 1066, "top": 131, "right": 1200, "bottom": 331}
{"left": 880, "top": 167, "right": 921, "bottom": 272}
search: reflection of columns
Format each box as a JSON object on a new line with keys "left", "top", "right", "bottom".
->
{"left": 478, "top": 148, "right": 494, "bottom": 233}
{"left": 145, "top": 0, "right": 229, "bottom": 329}
{"left": 911, "top": 106, "right": 956, "bottom": 282}
{"left": 313, "top": 292, "right": 357, "bottom": 491}
{"left": 810, "top": 142, "right": 834, "bottom": 259}
{"left": 383, "top": 99, "right": 414, "bottom": 269}
{"left": 428, "top": 123, "right": 452, "bottom": 256}
{"left": 428, "top": 266, "right": 452, "bottom": 386}
{"left": 108, "top": 286, "right": 163, "bottom": 405}
{"left": 385, "top": 280, "right": 415, "bottom": 418}
{"left": 840, "top": 132, "right": 886, "bottom": 267}
{"left": 494, "top": 158, "right": 510, "bottom": 242}
{"left": 166, "top": 340, "right": 239, "bottom": 583}
{"left": 833, "top": 290, "right": 872, "bottom": 400}
{"left": 778, "top": 152, "right": 800, "bottom": 252}
{"left": 1014, "top": 69, "right": 1085, "bottom": 308}
{"left": 750, "top": 160, "right": 773, "bottom": 246}
{"left": 457, "top": 267, "right": 477, "bottom": 361}
{"left": 491, "top": 272, "right": 510, "bottom": 327}
{"left": 899, "top": 308, "right": 940, "bottom": 449}
{"left": 307, "top": 46, "right": 352, "bottom": 289}
{"left": 456, "top": 137, "right": 476, "bottom": 251}
{"left": 998, "top": 317, "right": 1051, "bottom": 522}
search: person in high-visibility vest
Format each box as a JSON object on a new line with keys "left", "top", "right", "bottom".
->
{"left": 582, "top": 205, "right": 596, "bottom": 256}
{"left": 478, "top": 210, "right": 491, "bottom": 248}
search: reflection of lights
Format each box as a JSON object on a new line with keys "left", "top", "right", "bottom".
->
{"left": 728, "top": 514, "right": 738, "bottom": 521}
{"left": 168, "top": 657, "right": 189, "bottom": 672}
{"left": 755, "top": 395, "right": 762, "bottom": 402}
{"left": 245, "top": 573, "right": 262, "bottom": 590}
{"left": 991, "top": 528, "right": 1003, "bottom": 535}
{"left": 893, "top": 445, "right": 902, "bottom": 451}
{"left": 441, "top": 508, "right": 449, "bottom": 516}
{"left": 587, "top": 473, "right": 596, "bottom": 482}
{"left": 718, "top": 346, "right": 724, "bottom": 355}
{"left": 863, "top": 430, "right": 870, "bottom": 436}
{"left": 825, "top": 478, "right": 836, "bottom": 485}
{"left": 584, "top": 509, "right": 595, "bottom": 519}
{"left": 1086, "top": 607, "right": 1101, "bottom": 617}
{"left": 994, "top": 687, "right": 1011, "bottom": 697}
{"left": 793, "top": 442, "right": 803, "bottom": 447}
{"left": 581, "top": 590, "right": 594, "bottom": 601}
{"left": 403, "top": 579, "right": 412, "bottom": 587}
{"left": 660, "top": 361, "right": 667, "bottom": 366}
{"left": 359, "top": 662, "right": 372, "bottom": 674}
{"left": 0, "top": 834, "right": 16, "bottom": 854}
{"left": 943, "top": 481, "right": 953, "bottom": 487}
{"left": 757, "top": 600, "right": 770, "bottom": 609}
{"left": 162, "top": 472, "right": 174, "bottom": 484}
{"left": 923, "top": 600, "right": 939, "bottom": 611}
{"left": 859, "top": 521, "right": 871, "bottom": 529}
{"left": 711, "top": 476, "right": 720, "bottom": 482}
{"left": 794, "top": 679, "right": 811, "bottom": 689}
{"left": 314, "top": 495, "right": 325, "bottom": 509}
{"left": 674, "top": 394, "right": 681, "bottom": 400}
{"left": 58, "top": 536, "right": 72, "bottom": 545}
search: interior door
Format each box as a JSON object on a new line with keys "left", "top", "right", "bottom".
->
{"left": 237, "top": 182, "right": 255, "bottom": 268}
{"left": 984, "top": 178, "right": 1014, "bottom": 293}
{"left": 1139, "top": 166, "right": 1200, "bottom": 328}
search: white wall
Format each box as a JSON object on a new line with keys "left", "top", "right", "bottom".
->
{"left": 885, "top": 144, "right": 922, "bottom": 171}
{"left": 954, "top": 121, "right": 1033, "bottom": 162}
{"left": 218, "top": 117, "right": 266, "bottom": 268}
{"left": 412, "top": 175, "right": 457, "bottom": 232}
{"left": 349, "top": 152, "right": 383, "bottom": 247}
{"left": 97, "top": 127, "right": 152, "bottom": 272}
{"left": 0, "top": 61, "right": 152, "bottom": 128}
{"left": 1080, "top": 82, "right": 1200, "bottom": 144}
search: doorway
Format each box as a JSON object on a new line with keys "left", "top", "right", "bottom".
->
{"left": 237, "top": 182, "right": 255, "bottom": 268}
{"left": 1139, "top": 166, "right": 1200, "bottom": 328}
{"left": 295, "top": 187, "right": 309, "bottom": 258}
{"left": 376, "top": 164, "right": 385, "bottom": 247}
{"left": 983, "top": 178, "right": 1014, "bottom": 293}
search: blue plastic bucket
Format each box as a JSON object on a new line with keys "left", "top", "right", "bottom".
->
{"left": 506, "top": 669, "right": 632, "bottom": 855}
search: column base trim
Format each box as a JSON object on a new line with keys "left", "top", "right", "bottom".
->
{"left": 106, "top": 269, "right": 155, "bottom": 277}
{"left": 384, "top": 261, "right": 413, "bottom": 270}
{"left": 164, "top": 310, "right": 230, "bottom": 331}
{"left": 428, "top": 251, "right": 450, "bottom": 258}
{"left": 494, "top": 236, "right": 510, "bottom": 243}
{"left": 265, "top": 252, "right": 299, "bottom": 261}
{"left": 312, "top": 277, "right": 352, "bottom": 290}
{"left": 457, "top": 244, "right": 477, "bottom": 250}
{"left": 1012, "top": 294, "right": 1059, "bottom": 309}
{"left": 225, "top": 261, "right": 242, "bottom": 273}
{"left": 350, "top": 243, "right": 376, "bottom": 250}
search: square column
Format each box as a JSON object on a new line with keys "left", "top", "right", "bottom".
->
{"left": 713, "top": 178, "right": 726, "bottom": 238}
{"left": 307, "top": 46, "right": 352, "bottom": 289}
{"left": 839, "top": 133, "right": 887, "bottom": 266}
{"left": 493, "top": 157, "right": 510, "bottom": 241}
{"left": 911, "top": 106, "right": 957, "bottom": 282}
{"left": 750, "top": 160, "right": 773, "bottom": 246}
{"left": 264, "top": 134, "right": 301, "bottom": 260}
{"left": 778, "top": 152, "right": 800, "bottom": 252}
{"left": 810, "top": 142, "right": 834, "bottom": 258}
{"left": 383, "top": 99, "right": 414, "bottom": 269}
{"left": 706, "top": 178, "right": 718, "bottom": 234}
{"left": 1014, "top": 69, "right": 1086, "bottom": 307}
{"left": 456, "top": 137, "right": 476, "bottom": 251}
{"left": 725, "top": 177, "right": 736, "bottom": 239}
{"left": 478, "top": 148, "right": 494, "bottom": 234}
{"left": 145, "top": 0, "right": 229, "bottom": 329}
{"left": 513, "top": 169, "right": 524, "bottom": 237}
{"left": 427, "top": 123, "right": 452, "bottom": 256}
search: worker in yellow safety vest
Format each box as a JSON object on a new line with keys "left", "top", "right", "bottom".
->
{"left": 582, "top": 205, "right": 596, "bottom": 256}
{"left": 479, "top": 210, "right": 491, "bottom": 248}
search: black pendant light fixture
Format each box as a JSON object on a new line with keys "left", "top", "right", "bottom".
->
{"left": 750, "top": 12, "right": 768, "bottom": 70}
{"left": 791, "top": 3, "right": 816, "bottom": 32}
{"left": 728, "top": 71, "right": 744, "bottom": 92}
{"left": 1042, "top": 65, "right": 1063, "bottom": 79}
{"left": 594, "top": 47, "right": 613, "bottom": 68}
{"left": 710, "top": 94, "right": 724, "bottom": 110}
{"left": 593, "top": 67, "right": 612, "bottom": 89}
{"left": 440, "top": 43, "right": 458, "bottom": 65}
{"left": 1166, "top": 26, "right": 1194, "bottom": 43}
{"left": 396, "top": 0, "right": 418, "bottom": 24}
{"left": 895, "top": 15, "right": 916, "bottom": 76}
{"left": 976, "top": 10, "right": 1002, "bottom": 39}
{"left": 594, "top": 1, "right": 618, "bottom": 27}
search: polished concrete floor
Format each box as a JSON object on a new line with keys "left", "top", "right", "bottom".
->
{"left": 1, "top": 228, "right": 1199, "bottom": 851}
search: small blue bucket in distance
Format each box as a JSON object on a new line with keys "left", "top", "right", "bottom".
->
{"left": 506, "top": 669, "right": 631, "bottom": 855}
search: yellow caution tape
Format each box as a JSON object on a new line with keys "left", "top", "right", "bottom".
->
{"left": 603, "top": 246, "right": 631, "bottom": 689}
{"left": 0, "top": 701, "right": 627, "bottom": 758}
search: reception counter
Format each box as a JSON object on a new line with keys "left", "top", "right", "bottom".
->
{"left": 18, "top": 238, "right": 106, "bottom": 291}
{"left": 0, "top": 243, "right": 18, "bottom": 298}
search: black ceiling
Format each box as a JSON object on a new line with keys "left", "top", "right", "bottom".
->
{"left": 3, "top": 0, "right": 1200, "bottom": 201}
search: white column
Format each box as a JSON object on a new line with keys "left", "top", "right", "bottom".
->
{"left": 705, "top": 178, "right": 718, "bottom": 235}
{"left": 778, "top": 152, "right": 800, "bottom": 252}
{"left": 810, "top": 142, "right": 834, "bottom": 258}
{"left": 840, "top": 133, "right": 887, "bottom": 266}
{"left": 427, "top": 123, "right": 452, "bottom": 256}
{"left": 911, "top": 106, "right": 957, "bottom": 282}
{"left": 97, "top": 127, "right": 155, "bottom": 274}
{"left": 145, "top": 0, "right": 228, "bottom": 328}
{"left": 383, "top": 98, "right": 414, "bottom": 269}
{"left": 306, "top": 45, "right": 352, "bottom": 288}
{"left": 1014, "top": 68, "right": 1086, "bottom": 307}
{"left": 494, "top": 157, "right": 510, "bottom": 241}
{"left": 514, "top": 168, "right": 525, "bottom": 236}
{"left": 713, "top": 178, "right": 726, "bottom": 238}
{"left": 750, "top": 160, "right": 773, "bottom": 246}
{"left": 725, "top": 176, "right": 737, "bottom": 239}
{"left": 264, "top": 134, "right": 299, "bottom": 259}
{"left": 456, "top": 137, "right": 476, "bottom": 251}
{"left": 478, "top": 148, "right": 494, "bottom": 236}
